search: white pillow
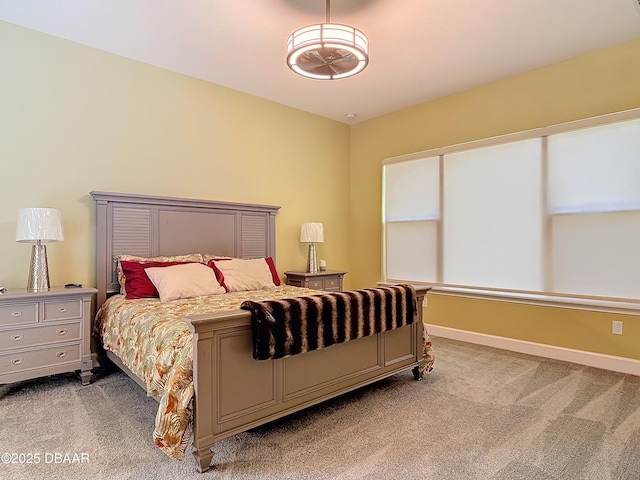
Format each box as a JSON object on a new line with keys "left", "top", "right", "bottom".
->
{"left": 210, "top": 258, "right": 277, "bottom": 292}
{"left": 145, "top": 262, "right": 225, "bottom": 302}
{"left": 201, "top": 253, "right": 233, "bottom": 263}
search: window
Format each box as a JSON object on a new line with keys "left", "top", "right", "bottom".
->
{"left": 547, "top": 118, "right": 640, "bottom": 299}
{"left": 383, "top": 156, "right": 439, "bottom": 282}
{"left": 443, "top": 139, "right": 543, "bottom": 291}
{"left": 382, "top": 110, "right": 640, "bottom": 302}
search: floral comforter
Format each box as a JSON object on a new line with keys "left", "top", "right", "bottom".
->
{"left": 94, "top": 285, "right": 320, "bottom": 460}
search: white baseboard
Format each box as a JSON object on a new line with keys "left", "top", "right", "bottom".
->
{"left": 426, "top": 324, "right": 640, "bottom": 376}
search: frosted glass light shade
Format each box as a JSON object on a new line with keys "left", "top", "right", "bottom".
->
{"left": 300, "top": 223, "right": 324, "bottom": 243}
{"left": 287, "top": 23, "right": 369, "bottom": 80}
{"left": 15, "top": 208, "right": 64, "bottom": 243}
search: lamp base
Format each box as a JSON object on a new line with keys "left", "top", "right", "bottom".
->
{"left": 306, "top": 243, "right": 319, "bottom": 273}
{"left": 27, "top": 243, "right": 50, "bottom": 291}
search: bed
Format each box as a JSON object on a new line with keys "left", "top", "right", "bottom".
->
{"left": 91, "top": 191, "right": 433, "bottom": 473}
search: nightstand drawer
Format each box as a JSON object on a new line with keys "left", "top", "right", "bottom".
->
{"left": 0, "top": 323, "right": 81, "bottom": 351}
{"left": 284, "top": 270, "right": 347, "bottom": 292}
{"left": 307, "top": 279, "right": 324, "bottom": 289}
{"left": 324, "top": 277, "right": 341, "bottom": 290}
{"left": 0, "top": 303, "right": 38, "bottom": 326}
{"left": 43, "top": 299, "right": 82, "bottom": 321}
{"left": 0, "top": 343, "right": 81, "bottom": 375}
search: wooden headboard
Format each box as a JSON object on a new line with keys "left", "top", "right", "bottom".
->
{"left": 91, "top": 191, "right": 280, "bottom": 306}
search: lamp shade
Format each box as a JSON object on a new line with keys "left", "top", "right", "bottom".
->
{"left": 15, "top": 208, "right": 64, "bottom": 243}
{"left": 300, "top": 222, "right": 324, "bottom": 243}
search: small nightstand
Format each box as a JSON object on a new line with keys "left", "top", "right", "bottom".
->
{"left": 284, "top": 270, "right": 348, "bottom": 292}
{"left": 0, "top": 286, "right": 97, "bottom": 386}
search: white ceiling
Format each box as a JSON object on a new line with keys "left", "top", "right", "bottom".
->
{"left": 1, "top": 0, "right": 639, "bottom": 124}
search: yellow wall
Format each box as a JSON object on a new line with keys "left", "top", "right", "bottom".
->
{"left": 350, "top": 38, "right": 640, "bottom": 360}
{"left": 3, "top": 20, "right": 640, "bottom": 362}
{"left": 0, "top": 21, "right": 352, "bottom": 290}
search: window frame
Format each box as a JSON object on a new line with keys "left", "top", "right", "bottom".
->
{"left": 382, "top": 107, "right": 640, "bottom": 314}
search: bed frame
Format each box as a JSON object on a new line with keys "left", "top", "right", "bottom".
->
{"left": 91, "top": 191, "right": 429, "bottom": 473}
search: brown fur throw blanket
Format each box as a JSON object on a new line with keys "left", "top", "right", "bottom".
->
{"left": 241, "top": 284, "right": 417, "bottom": 360}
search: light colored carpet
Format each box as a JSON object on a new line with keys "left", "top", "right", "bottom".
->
{"left": 1, "top": 337, "right": 640, "bottom": 479}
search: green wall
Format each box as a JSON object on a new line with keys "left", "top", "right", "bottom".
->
{"left": 0, "top": 21, "right": 352, "bottom": 290}
{"left": 349, "top": 37, "right": 640, "bottom": 361}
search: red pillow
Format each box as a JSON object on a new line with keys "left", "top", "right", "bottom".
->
{"left": 264, "top": 257, "right": 281, "bottom": 286}
{"left": 206, "top": 260, "right": 226, "bottom": 289}
{"left": 120, "top": 260, "right": 195, "bottom": 299}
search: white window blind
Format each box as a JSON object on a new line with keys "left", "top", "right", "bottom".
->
{"left": 551, "top": 211, "right": 640, "bottom": 299}
{"left": 386, "top": 221, "right": 437, "bottom": 282}
{"left": 383, "top": 156, "right": 439, "bottom": 282}
{"left": 384, "top": 156, "right": 439, "bottom": 221}
{"left": 443, "top": 139, "right": 543, "bottom": 290}
{"left": 382, "top": 109, "right": 640, "bottom": 302}
{"left": 548, "top": 118, "right": 640, "bottom": 214}
{"left": 548, "top": 117, "right": 640, "bottom": 298}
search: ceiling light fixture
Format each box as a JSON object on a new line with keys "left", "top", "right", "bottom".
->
{"left": 287, "top": 0, "right": 369, "bottom": 80}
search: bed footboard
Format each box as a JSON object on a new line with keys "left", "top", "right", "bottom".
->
{"left": 184, "top": 286, "right": 430, "bottom": 473}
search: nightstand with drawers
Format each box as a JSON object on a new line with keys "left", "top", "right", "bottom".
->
{"left": 284, "top": 270, "right": 348, "bottom": 292}
{"left": 0, "top": 286, "right": 97, "bottom": 386}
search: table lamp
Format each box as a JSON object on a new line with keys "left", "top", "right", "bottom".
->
{"left": 15, "top": 207, "right": 64, "bottom": 291}
{"left": 300, "top": 222, "right": 324, "bottom": 273}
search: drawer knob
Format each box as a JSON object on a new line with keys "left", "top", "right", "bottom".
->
{"left": 11, "top": 311, "right": 22, "bottom": 317}
{"left": 11, "top": 358, "right": 23, "bottom": 365}
{"left": 57, "top": 329, "right": 68, "bottom": 336}
{"left": 11, "top": 334, "right": 23, "bottom": 342}
{"left": 59, "top": 307, "right": 68, "bottom": 313}
{"left": 56, "top": 351, "right": 67, "bottom": 358}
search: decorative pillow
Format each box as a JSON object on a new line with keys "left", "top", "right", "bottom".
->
{"left": 116, "top": 253, "right": 203, "bottom": 295}
{"left": 201, "top": 253, "right": 233, "bottom": 264}
{"left": 207, "top": 257, "right": 280, "bottom": 292}
{"left": 120, "top": 260, "right": 195, "bottom": 299}
{"left": 145, "top": 262, "right": 226, "bottom": 302}
{"left": 264, "top": 257, "right": 280, "bottom": 286}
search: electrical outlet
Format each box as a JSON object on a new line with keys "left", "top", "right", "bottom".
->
{"left": 612, "top": 320, "right": 623, "bottom": 335}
